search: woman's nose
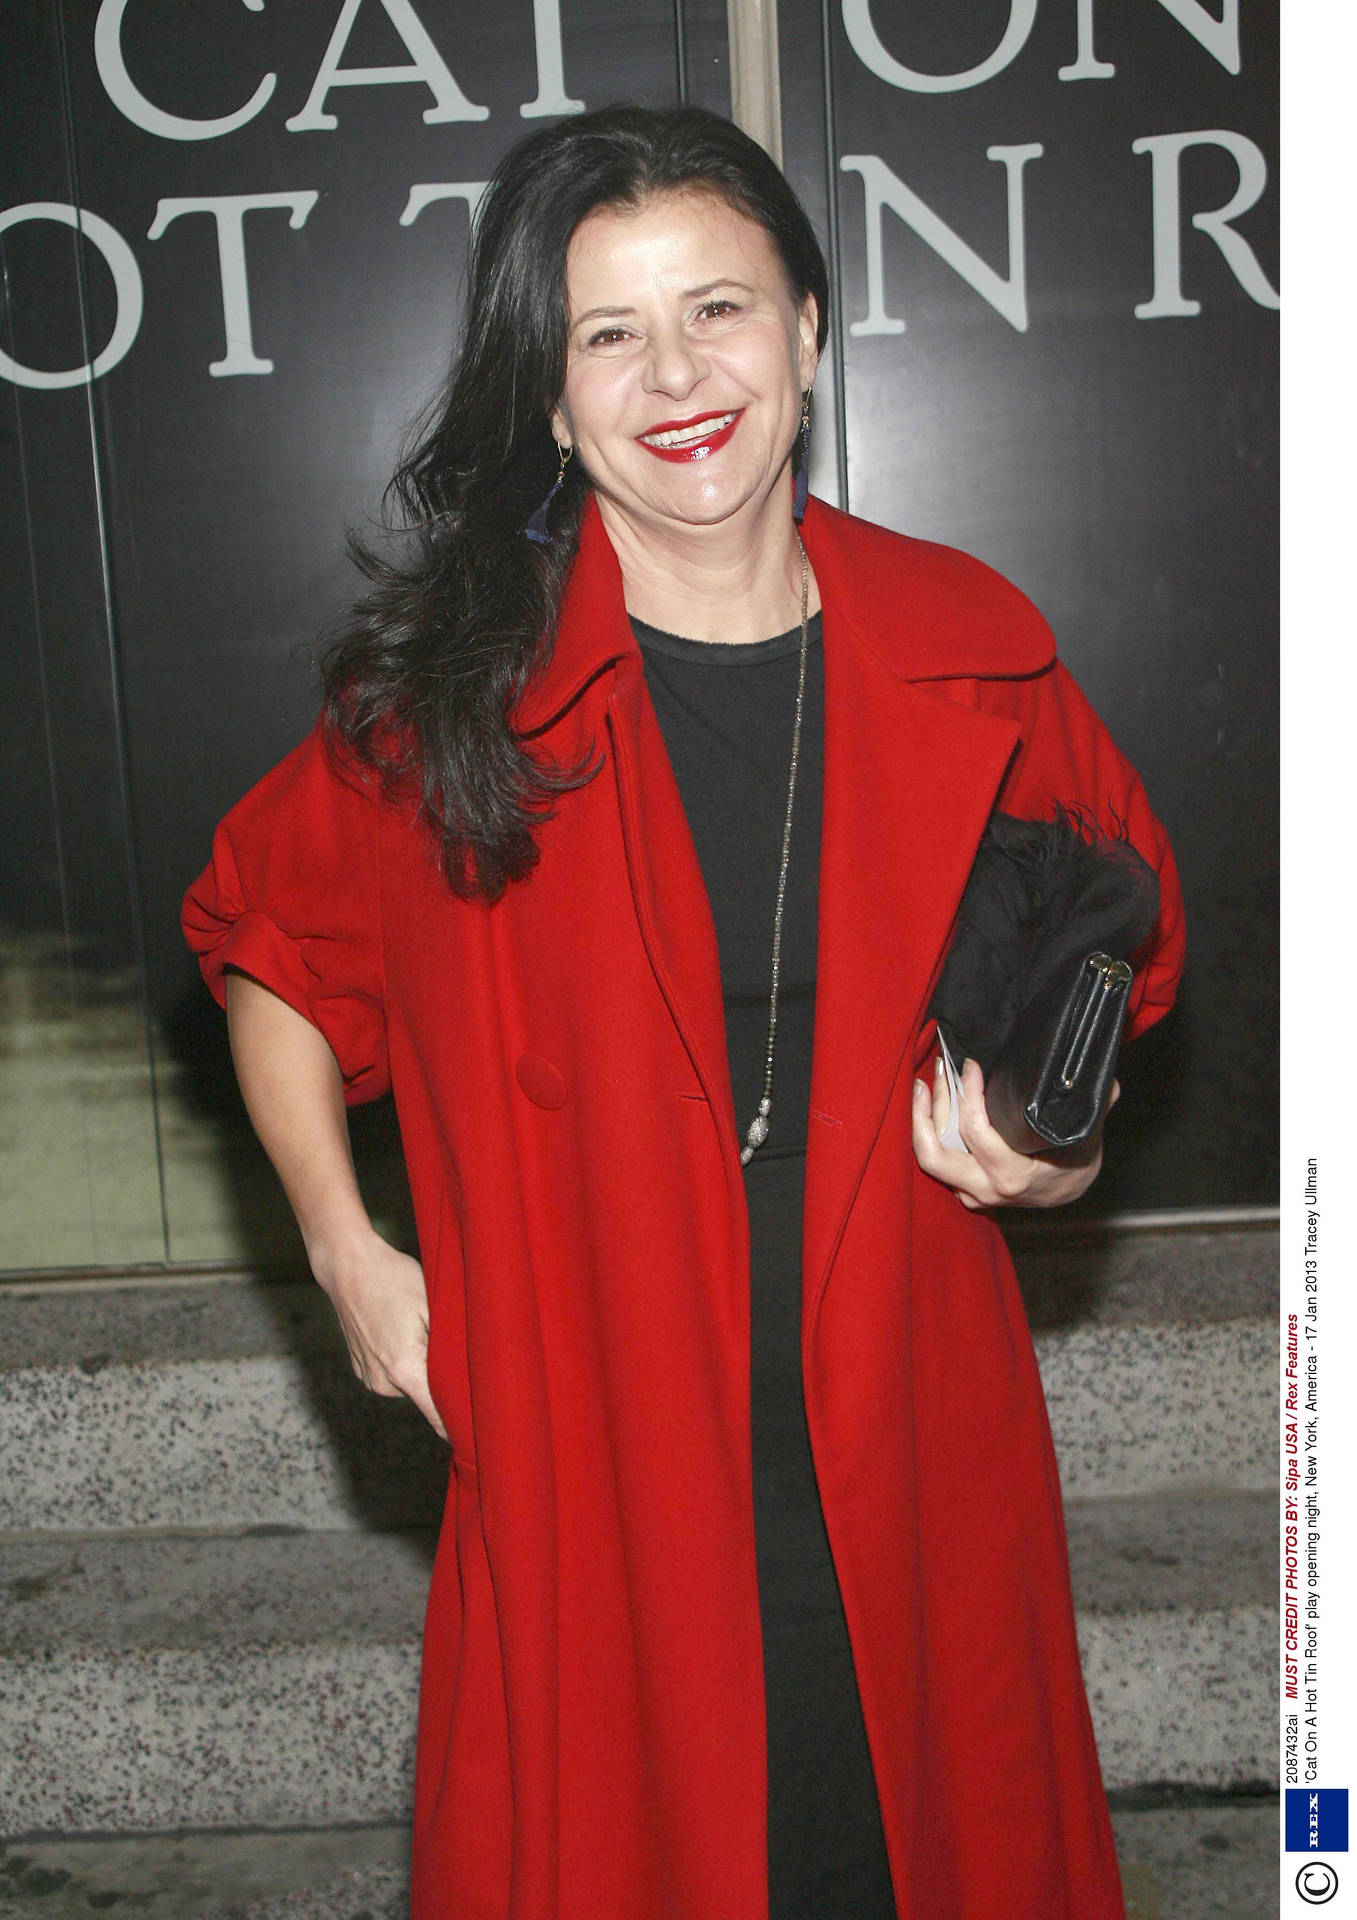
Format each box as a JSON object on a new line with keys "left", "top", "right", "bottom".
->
{"left": 642, "top": 329, "right": 707, "bottom": 398}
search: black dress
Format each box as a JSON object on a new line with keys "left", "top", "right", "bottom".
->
{"left": 633, "top": 614, "right": 897, "bottom": 1920}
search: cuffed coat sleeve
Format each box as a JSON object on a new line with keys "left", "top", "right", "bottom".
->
{"left": 181, "top": 723, "right": 390, "bottom": 1103}
{"left": 986, "top": 658, "right": 1186, "bottom": 1040}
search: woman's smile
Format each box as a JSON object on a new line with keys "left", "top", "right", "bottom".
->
{"left": 636, "top": 408, "right": 744, "bottom": 460}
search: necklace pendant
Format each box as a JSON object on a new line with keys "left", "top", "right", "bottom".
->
{"left": 741, "top": 1111, "right": 770, "bottom": 1165}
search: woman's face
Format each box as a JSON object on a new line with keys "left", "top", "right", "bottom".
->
{"left": 550, "top": 189, "right": 819, "bottom": 538}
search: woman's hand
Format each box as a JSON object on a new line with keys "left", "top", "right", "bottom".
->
{"left": 311, "top": 1230, "right": 447, "bottom": 1441}
{"left": 225, "top": 971, "right": 447, "bottom": 1440}
{"left": 911, "top": 1054, "right": 1114, "bottom": 1210}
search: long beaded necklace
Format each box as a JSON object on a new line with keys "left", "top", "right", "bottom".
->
{"left": 740, "top": 532, "right": 811, "bottom": 1167}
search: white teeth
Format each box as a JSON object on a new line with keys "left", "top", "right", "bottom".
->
{"left": 641, "top": 412, "right": 737, "bottom": 449}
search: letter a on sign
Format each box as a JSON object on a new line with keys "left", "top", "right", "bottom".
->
{"left": 286, "top": 0, "right": 488, "bottom": 130}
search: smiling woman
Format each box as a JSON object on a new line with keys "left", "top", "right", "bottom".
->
{"left": 550, "top": 192, "right": 819, "bottom": 589}
{"left": 182, "top": 104, "right": 1184, "bottom": 1920}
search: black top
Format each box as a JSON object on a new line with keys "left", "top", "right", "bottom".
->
{"left": 632, "top": 612, "right": 897, "bottom": 1920}
{"left": 630, "top": 614, "right": 823, "bottom": 1159}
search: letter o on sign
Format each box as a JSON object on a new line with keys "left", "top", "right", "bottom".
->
{"left": 0, "top": 203, "right": 144, "bottom": 389}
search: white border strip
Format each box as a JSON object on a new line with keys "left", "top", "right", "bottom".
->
{"left": 727, "top": 0, "right": 783, "bottom": 165}
{"left": 1279, "top": 2, "right": 1355, "bottom": 1908}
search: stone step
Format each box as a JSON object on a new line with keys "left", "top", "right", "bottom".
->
{"left": 0, "top": 1532, "right": 429, "bottom": 1836}
{"left": 1017, "top": 1224, "right": 1274, "bottom": 1502}
{"left": 1068, "top": 1490, "right": 1275, "bottom": 1792}
{"left": 0, "top": 1827, "right": 410, "bottom": 1920}
{"left": 0, "top": 1799, "right": 1281, "bottom": 1920}
{"left": 0, "top": 1489, "right": 1273, "bottom": 1836}
{"left": 0, "top": 1228, "right": 1275, "bottom": 1534}
{"left": 0, "top": 1281, "right": 449, "bottom": 1536}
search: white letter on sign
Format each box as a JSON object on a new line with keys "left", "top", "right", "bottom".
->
{"left": 1061, "top": 0, "right": 1240, "bottom": 81}
{"left": 840, "top": 147, "right": 1044, "bottom": 335}
{"left": 147, "top": 191, "right": 319, "bottom": 375}
{"left": 285, "top": 0, "right": 488, "bottom": 131}
{"left": 840, "top": 0, "right": 1037, "bottom": 93}
{"left": 95, "top": 0, "right": 276, "bottom": 141}
{"left": 520, "top": 0, "right": 584, "bottom": 117}
{"left": 400, "top": 183, "right": 489, "bottom": 229}
{"left": 0, "top": 204, "right": 144, "bottom": 388}
{"left": 1131, "top": 130, "right": 1278, "bottom": 317}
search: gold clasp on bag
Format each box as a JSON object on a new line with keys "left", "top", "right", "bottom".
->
{"left": 1058, "top": 952, "right": 1134, "bottom": 1090}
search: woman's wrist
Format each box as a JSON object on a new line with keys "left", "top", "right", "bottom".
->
{"left": 304, "top": 1211, "right": 386, "bottom": 1298}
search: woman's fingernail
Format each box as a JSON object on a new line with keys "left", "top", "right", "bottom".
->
{"left": 935, "top": 1056, "right": 944, "bottom": 1077}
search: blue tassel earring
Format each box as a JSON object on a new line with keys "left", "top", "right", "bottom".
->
{"left": 523, "top": 441, "right": 573, "bottom": 544}
{"left": 792, "top": 389, "right": 812, "bottom": 522}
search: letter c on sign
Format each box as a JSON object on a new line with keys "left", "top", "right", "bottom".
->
{"left": 0, "top": 205, "right": 144, "bottom": 390}
{"left": 95, "top": 0, "right": 276, "bottom": 141}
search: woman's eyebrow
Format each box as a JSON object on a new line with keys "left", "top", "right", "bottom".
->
{"left": 572, "top": 280, "right": 758, "bottom": 327}
{"left": 683, "top": 278, "right": 755, "bottom": 300}
{"left": 573, "top": 305, "right": 638, "bottom": 326}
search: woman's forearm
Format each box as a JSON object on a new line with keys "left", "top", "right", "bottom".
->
{"left": 224, "top": 969, "right": 446, "bottom": 1436}
{"left": 224, "top": 969, "right": 378, "bottom": 1289}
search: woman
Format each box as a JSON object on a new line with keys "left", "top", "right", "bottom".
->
{"left": 184, "top": 106, "right": 1183, "bottom": 1920}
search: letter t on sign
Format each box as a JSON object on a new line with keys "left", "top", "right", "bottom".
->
{"left": 147, "top": 192, "right": 320, "bottom": 376}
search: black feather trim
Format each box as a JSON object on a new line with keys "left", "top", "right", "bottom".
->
{"left": 929, "top": 808, "right": 1160, "bottom": 1075}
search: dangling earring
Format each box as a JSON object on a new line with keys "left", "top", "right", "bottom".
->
{"left": 792, "top": 390, "right": 812, "bottom": 522}
{"left": 523, "top": 441, "right": 573, "bottom": 544}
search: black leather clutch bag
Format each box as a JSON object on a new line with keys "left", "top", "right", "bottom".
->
{"left": 929, "top": 810, "right": 1160, "bottom": 1156}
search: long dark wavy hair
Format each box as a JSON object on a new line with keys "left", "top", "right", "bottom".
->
{"left": 321, "top": 104, "right": 831, "bottom": 901}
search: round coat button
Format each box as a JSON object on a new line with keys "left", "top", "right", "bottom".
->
{"left": 515, "top": 1053, "right": 567, "bottom": 1110}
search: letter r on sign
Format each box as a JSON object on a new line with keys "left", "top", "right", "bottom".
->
{"left": 1132, "top": 129, "right": 1279, "bottom": 318}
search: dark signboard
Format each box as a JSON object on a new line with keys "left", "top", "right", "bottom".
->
{"left": 1, "top": 1, "right": 1275, "bottom": 1270}
{"left": 782, "top": 0, "right": 1278, "bottom": 1211}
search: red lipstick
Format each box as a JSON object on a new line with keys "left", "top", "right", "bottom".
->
{"left": 636, "top": 408, "right": 743, "bottom": 463}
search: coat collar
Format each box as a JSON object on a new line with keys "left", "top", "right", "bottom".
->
{"left": 512, "top": 499, "right": 636, "bottom": 738}
{"left": 511, "top": 494, "right": 1055, "bottom": 737}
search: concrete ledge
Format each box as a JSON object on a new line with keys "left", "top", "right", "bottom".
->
{"left": 1009, "top": 1226, "right": 1276, "bottom": 1331}
{"left": 0, "top": 1802, "right": 1281, "bottom": 1920}
{"left": 1, "top": 1493, "right": 1272, "bottom": 1835}
{"left": 1109, "top": 1798, "right": 1278, "bottom": 1920}
{"left": 0, "top": 1232, "right": 1275, "bottom": 1533}
{"left": 0, "top": 1356, "right": 448, "bottom": 1535}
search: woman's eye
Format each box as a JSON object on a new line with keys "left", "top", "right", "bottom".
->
{"left": 697, "top": 299, "right": 739, "bottom": 320}
{"left": 585, "top": 326, "right": 631, "bottom": 348}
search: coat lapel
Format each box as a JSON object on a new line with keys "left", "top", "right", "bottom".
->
{"left": 605, "top": 656, "right": 739, "bottom": 1144}
{"left": 798, "top": 510, "right": 1025, "bottom": 1328}
{"left": 519, "top": 500, "right": 741, "bottom": 1160}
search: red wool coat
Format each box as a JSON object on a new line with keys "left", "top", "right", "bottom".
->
{"left": 184, "top": 496, "right": 1184, "bottom": 1920}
